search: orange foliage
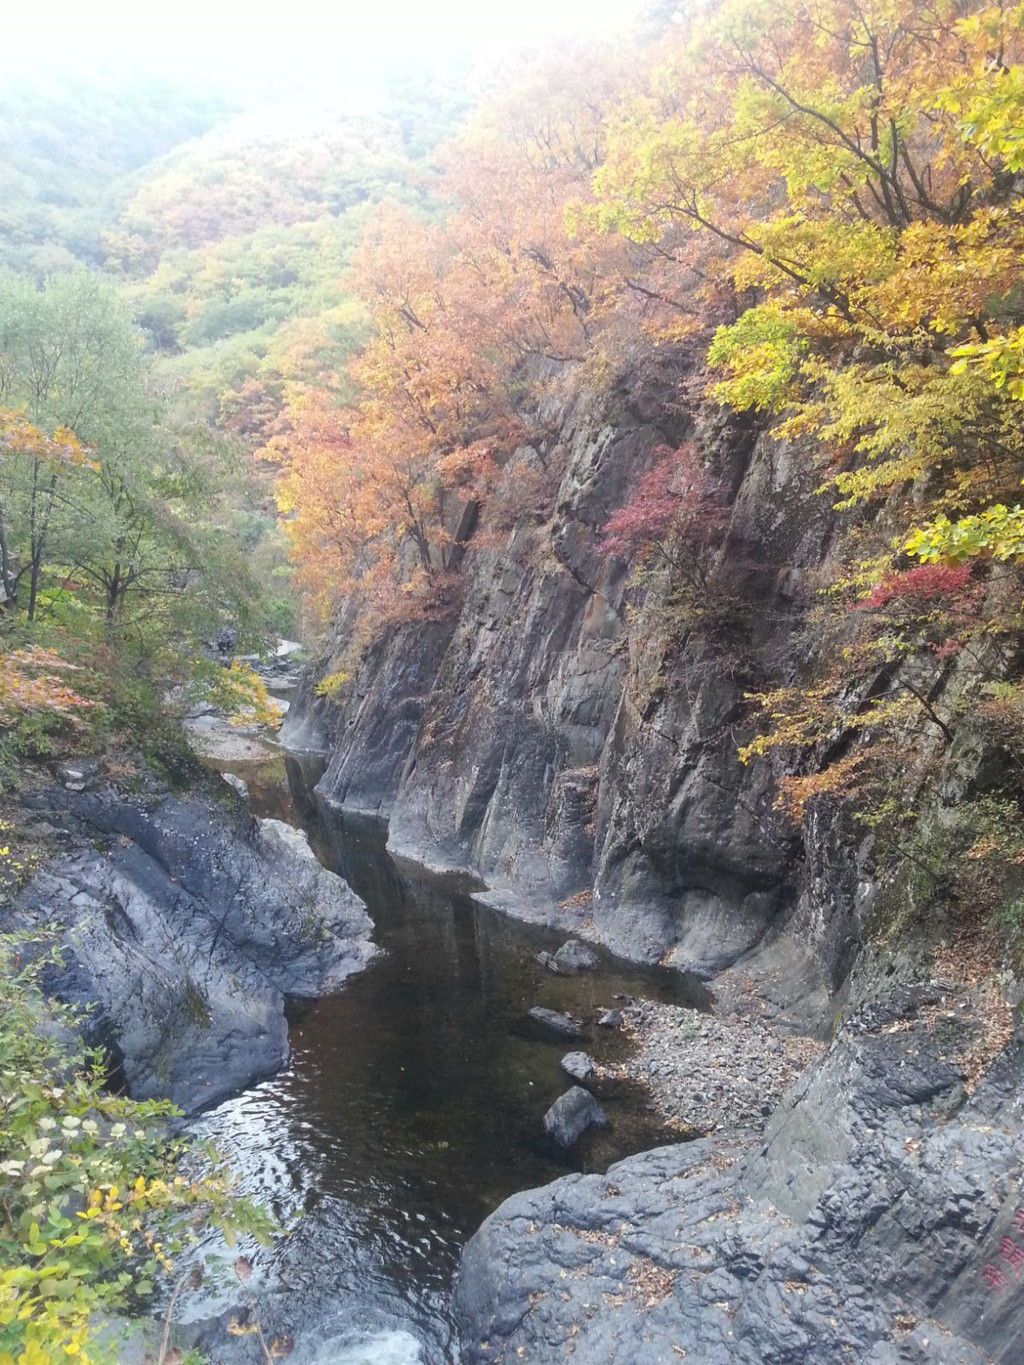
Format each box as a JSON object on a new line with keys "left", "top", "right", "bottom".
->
{"left": 775, "top": 754, "right": 866, "bottom": 822}
{"left": 266, "top": 48, "right": 640, "bottom": 624}
{"left": 0, "top": 647, "right": 93, "bottom": 726}
{"left": 439, "top": 47, "right": 636, "bottom": 365}
{"left": 0, "top": 411, "right": 95, "bottom": 472}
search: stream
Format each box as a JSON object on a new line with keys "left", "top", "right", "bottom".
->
{"left": 183, "top": 750, "right": 710, "bottom": 1364}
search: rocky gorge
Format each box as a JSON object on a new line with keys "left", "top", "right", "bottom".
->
{"left": 282, "top": 379, "right": 843, "bottom": 1002}
{"left": 3, "top": 378, "right": 1020, "bottom": 1364}
{"left": 277, "top": 368, "right": 1024, "bottom": 1362}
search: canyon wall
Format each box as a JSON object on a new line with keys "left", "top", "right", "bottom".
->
{"left": 283, "top": 362, "right": 870, "bottom": 1012}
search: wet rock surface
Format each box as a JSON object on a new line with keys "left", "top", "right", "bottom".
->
{"left": 456, "top": 991, "right": 1024, "bottom": 1365}
{"left": 543, "top": 1086, "right": 608, "bottom": 1148}
{"left": 538, "top": 939, "right": 601, "bottom": 975}
{"left": 221, "top": 771, "right": 250, "bottom": 800}
{"left": 10, "top": 780, "right": 376, "bottom": 1113}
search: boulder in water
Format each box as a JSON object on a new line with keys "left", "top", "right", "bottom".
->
{"left": 561, "top": 1051, "right": 597, "bottom": 1082}
{"left": 543, "top": 1086, "right": 608, "bottom": 1148}
{"left": 529, "top": 1006, "right": 585, "bottom": 1038}
{"left": 552, "top": 939, "right": 599, "bottom": 973}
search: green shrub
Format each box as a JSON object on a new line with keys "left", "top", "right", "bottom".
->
{"left": 0, "top": 938, "right": 273, "bottom": 1365}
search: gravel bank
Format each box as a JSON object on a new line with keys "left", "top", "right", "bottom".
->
{"left": 184, "top": 711, "right": 280, "bottom": 761}
{"left": 601, "top": 998, "right": 824, "bottom": 1135}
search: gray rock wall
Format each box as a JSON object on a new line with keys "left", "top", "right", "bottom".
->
{"left": 286, "top": 377, "right": 861, "bottom": 996}
{"left": 13, "top": 782, "right": 376, "bottom": 1113}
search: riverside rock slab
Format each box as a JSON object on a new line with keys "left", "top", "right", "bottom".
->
{"left": 14, "top": 783, "right": 377, "bottom": 1114}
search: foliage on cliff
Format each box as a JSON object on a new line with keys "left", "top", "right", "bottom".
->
{"left": 594, "top": 0, "right": 1024, "bottom": 835}
{"left": 5, "top": 4, "right": 1024, "bottom": 922}
{"left": 265, "top": 47, "right": 636, "bottom": 618}
{"left": 0, "top": 939, "right": 272, "bottom": 1365}
{"left": 264, "top": 2, "right": 1024, "bottom": 878}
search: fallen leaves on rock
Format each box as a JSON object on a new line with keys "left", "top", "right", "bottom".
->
{"left": 627, "top": 1256, "right": 678, "bottom": 1308}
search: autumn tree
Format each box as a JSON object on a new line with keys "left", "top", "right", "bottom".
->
{"left": 440, "top": 46, "right": 636, "bottom": 366}
{"left": 0, "top": 273, "right": 262, "bottom": 653}
{"left": 267, "top": 49, "right": 640, "bottom": 625}
{"left": 0, "top": 411, "right": 94, "bottom": 613}
{"left": 591, "top": 0, "right": 1024, "bottom": 545}
{"left": 570, "top": 0, "right": 1024, "bottom": 817}
{"left": 0, "top": 273, "right": 142, "bottom": 620}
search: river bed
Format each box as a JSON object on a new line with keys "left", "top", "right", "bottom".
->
{"left": 184, "top": 751, "right": 708, "bottom": 1364}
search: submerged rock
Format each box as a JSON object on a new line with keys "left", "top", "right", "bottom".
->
{"left": 528, "top": 1006, "right": 585, "bottom": 1038}
{"left": 13, "top": 784, "right": 377, "bottom": 1113}
{"left": 551, "top": 938, "right": 599, "bottom": 973}
{"left": 542, "top": 1086, "right": 607, "bottom": 1148}
{"left": 560, "top": 1051, "right": 597, "bottom": 1082}
{"left": 535, "top": 949, "right": 567, "bottom": 974}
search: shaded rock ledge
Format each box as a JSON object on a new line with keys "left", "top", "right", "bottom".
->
{"left": 10, "top": 779, "right": 376, "bottom": 1114}
{"left": 455, "top": 981, "right": 1024, "bottom": 1364}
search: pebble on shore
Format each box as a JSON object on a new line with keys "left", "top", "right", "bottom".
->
{"left": 600, "top": 999, "right": 824, "bottom": 1136}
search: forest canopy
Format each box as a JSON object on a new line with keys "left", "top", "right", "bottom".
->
{"left": 3, "top": 0, "right": 1024, "bottom": 820}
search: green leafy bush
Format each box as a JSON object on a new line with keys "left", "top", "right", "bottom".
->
{"left": 0, "top": 939, "right": 273, "bottom": 1365}
{"left": 189, "top": 661, "right": 282, "bottom": 730}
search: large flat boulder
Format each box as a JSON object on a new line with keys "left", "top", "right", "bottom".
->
{"left": 13, "top": 786, "right": 377, "bottom": 1113}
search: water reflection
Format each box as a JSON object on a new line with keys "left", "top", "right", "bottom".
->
{"left": 188, "top": 752, "right": 708, "bottom": 1361}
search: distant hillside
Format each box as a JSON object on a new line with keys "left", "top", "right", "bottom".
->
{"left": 0, "top": 69, "right": 236, "bottom": 274}
{"left": 0, "top": 61, "right": 478, "bottom": 424}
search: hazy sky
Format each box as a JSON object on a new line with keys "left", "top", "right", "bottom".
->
{"left": 7, "top": 0, "right": 646, "bottom": 54}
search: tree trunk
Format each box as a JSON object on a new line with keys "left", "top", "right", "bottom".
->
{"left": 104, "top": 564, "right": 122, "bottom": 636}
{"left": 27, "top": 551, "right": 42, "bottom": 622}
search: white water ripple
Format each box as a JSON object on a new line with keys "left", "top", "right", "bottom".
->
{"left": 308, "top": 1328, "right": 425, "bottom": 1365}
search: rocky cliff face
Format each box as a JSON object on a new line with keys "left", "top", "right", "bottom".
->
{"left": 454, "top": 989, "right": 1024, "bottom": 1364}
{"left": 284, "top": 366, "right": 1024, "bottom": 1362}
{"left": 283, "top": 370, "right": 855, "bottom": 1004}
{"left": 11, "top": 776, "right": 376, "bottom": 1113}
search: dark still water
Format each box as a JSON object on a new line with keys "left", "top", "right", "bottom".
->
{"left": 186, "top": 753, "right": 708, "bottom": 1364}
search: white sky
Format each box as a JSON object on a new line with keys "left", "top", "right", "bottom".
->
{"left": 5, "top": 0, "right": 646, "bottom": 54}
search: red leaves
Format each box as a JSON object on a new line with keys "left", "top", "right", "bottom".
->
{"left": 856, "top": 564, "right": 973, "bottom": 611}
{"left": 855, "top": 564, "right": 982, "bottom": 659}
{"left": 600, "top": 444, "right": 728, "bottom": 567}
{"left": 601, "top": 459, "right": 681, "bottom": 559}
